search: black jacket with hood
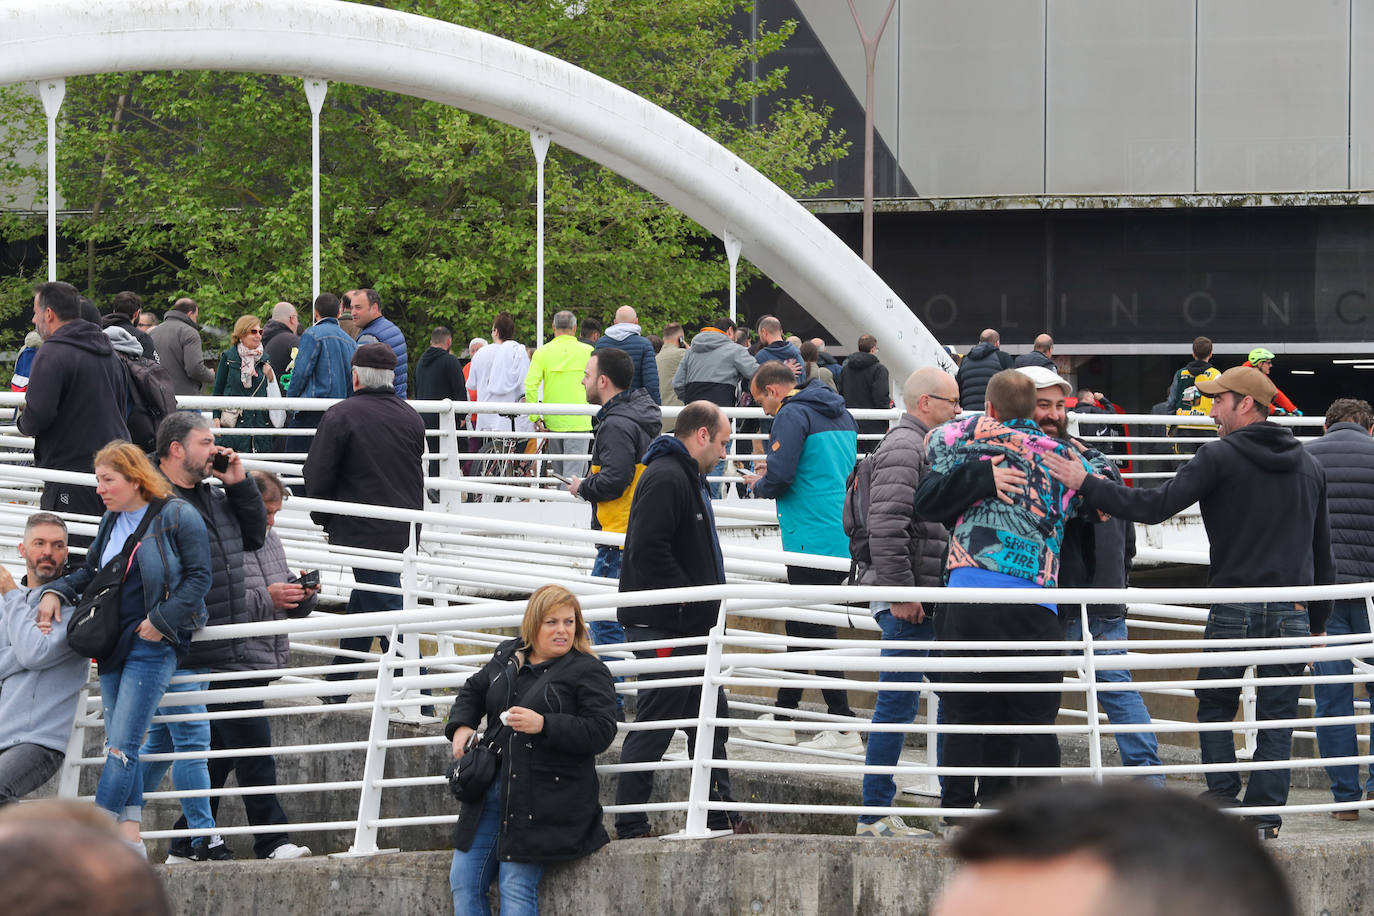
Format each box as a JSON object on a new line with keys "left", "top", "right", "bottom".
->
{"left": 578, "top": 388, "right": 662, "bottom": 533}
{"left": 445, "top": 638, "right": 617, "bottom": 863}
{"left": 18, "top": 319, "right": 130, "bottom": 472}
{"left": 1077, "top": 421, "right": 1335, "bottom": 632}
{"left": 954, "top": 342, "right": 1013, "bottom": 411}
{"left": 618, "top": 435, "right": 726, "bottom": 635}
{"left": 100, "top": 313, "right": 157, "bottom": 361}
{"left": 839, "top": 350, "right": 891, "bottom": 451}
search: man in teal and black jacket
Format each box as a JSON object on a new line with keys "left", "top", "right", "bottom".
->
{"left": 739, "top": 361, "right": 862, "bottom": 752}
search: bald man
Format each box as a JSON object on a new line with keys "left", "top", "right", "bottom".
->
{"left": 262, "top": 301, "right": 301, "bottom": 378}
{"left": 852, "top": 368, "right": 960, "bottom": 838}
{"left": 594, "top": 305, "right": 660, "bottom": 404}
{"left": 1013, "top": 334, "right": 1055, "bottom": 371}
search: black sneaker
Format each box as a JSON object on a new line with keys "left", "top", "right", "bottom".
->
{"left": 201, "top": 836, "right": 234, "bottom": 861}
{"left": 164, "top": 839, "right": 198, "bottom": 865}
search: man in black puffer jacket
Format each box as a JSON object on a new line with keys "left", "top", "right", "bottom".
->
{"left": 852, "top": 368, "right": 959, "bottom": 838}
{"left": 1306, "top": 398, "right": 1374, "bottom": 812}
{"left": 151, "top": 410, "right": 268, "bottom": 863}
{"left": 614, "top": 401, "right": 752, "bottom": 838}
{"left": 839, "top": 334, "right": 891, "bottom": 454}
{"left": 954, "top": 328, "right": 1014, "bottom": 411}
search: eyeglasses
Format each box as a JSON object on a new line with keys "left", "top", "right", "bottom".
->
{"left": 247, "top": 328, "right": 263, "bottom": 335}
{"left": 925, "top": 394, "right": 960, "bottom": 406}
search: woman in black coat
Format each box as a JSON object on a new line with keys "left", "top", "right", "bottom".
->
{"left": 446, "top": 585, "right": 617, "bottom": 915}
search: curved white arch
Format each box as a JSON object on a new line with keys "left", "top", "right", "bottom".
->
{"left": 0, "top": 0, "right": 953, "bottom": 378}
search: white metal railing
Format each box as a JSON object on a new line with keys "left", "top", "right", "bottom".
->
{"left": 0, "top": 394, "right": 1359, "bottom": 849}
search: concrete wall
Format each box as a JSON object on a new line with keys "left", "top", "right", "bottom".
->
{"left": 157, "top": 833, "right": 1374, "bottom": 916}
{"left": 796, "top": 0, "right": 1370, "bottom": 197}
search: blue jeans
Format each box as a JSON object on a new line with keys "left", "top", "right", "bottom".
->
{"left": 708, "top": 458, "right": 726, "bottom": 499}
{"left": 860, "top": 605, "right": 938, "bottom": 822}
{"left": 1063, "top": 615, "right": 1165, "bottom": 787}
{"left": 450, "top": 783, "right": 544, "bottom": 916}
{"left": 139, "top": 667, "right": 215, "bottom": 833}
{"left": 95, "top": 637, "right": 178, "bottom": 821}
{"left": 1196, "top": 602, "right": 1308, "bottom": 828}
{"left": 590, "top": 547, "right": 626, "bottom": 711}
{"left": 1314, "top": 598, "right": 1374, "bottom": 802}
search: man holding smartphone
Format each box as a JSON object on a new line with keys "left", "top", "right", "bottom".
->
{"left": 567, "top": 348, "right": 661, "bottom": 715}
{"left": 148, "top": 411, "right": 268, "bottom": 863}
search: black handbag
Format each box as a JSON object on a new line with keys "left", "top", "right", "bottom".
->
{"left": 446, "top": 650, "right": 571, "bottom": 803}
{"left": 449, "top": 726, "right": 507, "bottom": 802}
{"left": 67, "top": 499, "right": 167, "bottom": 660}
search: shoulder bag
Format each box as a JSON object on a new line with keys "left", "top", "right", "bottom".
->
{"left": 67, "top": 499, "right": 168, "bottom": 660}
{"left": 447, "top": 651, "right": 573, "bottom": 802}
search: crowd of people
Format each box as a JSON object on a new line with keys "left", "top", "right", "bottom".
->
{"left": 5, "top": 282, "right": 1364, "bottom": 913}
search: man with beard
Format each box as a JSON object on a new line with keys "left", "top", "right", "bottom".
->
{"left": 0, "top": 514, "right": 86, "bottom": 804}
{"left": 1017, "top": 366, "right": 1163, "bottom": 786}
{"left": 146, "top": 412, "right": 267, "bottom": 863}
{"left": 1045, "top": 366, "right": 1333, "bottom": 838}
{"left": 567, "top": 348, "right": 661, "bottom": 716}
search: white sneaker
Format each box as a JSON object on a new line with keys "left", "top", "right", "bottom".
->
{"left": 266, "top": 842, "right": 313, "bottom": 860}
{"left": 855, "top": 815, "right": 935, "bottom": 839}
{"left": 796, "top": 729, "right": 863, "bottom": 753}
{"left": 736, "top": 713, "right": 797, "bottom": 745}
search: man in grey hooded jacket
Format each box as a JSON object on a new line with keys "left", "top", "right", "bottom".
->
{"left": 0, "top": 513, "right": 84, "bottom": 804}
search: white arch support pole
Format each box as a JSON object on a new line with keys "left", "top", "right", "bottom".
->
{"left": 531, "top": 129, "right": 550, "bottom": 346}
{"left": 38, "top": 77, "right": 65, "bottom": 281}
{"left": 304, "top": 77, "right": 328, "bottom": 303}
{"left": 724, "top": 230, "right": 742, "bottom": 323}
{"left": 0, "top": 0, "right": 955, "bottom": 379}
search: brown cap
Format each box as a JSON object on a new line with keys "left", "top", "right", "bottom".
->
{"left": 351, "top": 342, "right": 396, "bottom": 371}
{"left": 1195, "top": 365, "right": 1276, "bottom": 408}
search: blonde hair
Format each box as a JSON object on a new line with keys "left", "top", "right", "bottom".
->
{"left": 520, "top": 585, "right": 592, "bottom": 656}
{"left": 230, "top": 314, "right": 262, "bottom": 347}
{"left": 92, "top": 440, "right": 172, "bottom": 501}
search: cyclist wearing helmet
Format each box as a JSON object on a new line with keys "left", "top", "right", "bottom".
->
{"left": 1243, "top": 348, "right": 1301, "bottom": 416}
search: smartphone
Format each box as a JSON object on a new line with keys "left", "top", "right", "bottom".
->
{"left": 550, "top": 471, "right": 573, "bottom": 486}
{"left": 297, "top": 569, "right": 321, "bottom": 589}
{"left": 211, "top": 451, "right": 230, "bottom": 472}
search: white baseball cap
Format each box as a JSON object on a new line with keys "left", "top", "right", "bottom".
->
{"left": 1015, "top": 365, "right": 1072, "bottom": 395}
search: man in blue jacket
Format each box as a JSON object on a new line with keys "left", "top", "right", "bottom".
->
{"left": 286, "top": 293, "right": 358, "bottom": 433}
{"left": 739, "top": 361, "right": 862, "bottom": 751}
{"left": 348, "top": 288, "right": 408, "bottom": 399}
{"left": 0, "top": 513, "right": 85, "bottom": 805}
{"left": 594, "top": 306, "right": 659, "bottom": 404}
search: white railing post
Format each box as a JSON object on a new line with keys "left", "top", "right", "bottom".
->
{"left": 393, "top": 529, "right": 428, "bottom": 722}
{"left": 57, "top": 684, "right": 91, "bottom": 798}
{"left": 531, "top": 129, "right": 551, "bottom": 346}
{"left": 336, "top": 627, "right": 401, "bottom": 858}
{"left": 303, "top": 77, "right": 329, "bottom": 302}
{"left": 1239, "top": 665, "right": 1258, "bottom": 760}
{"left": 1081, "top": 604, "right": 1104, "bottom": 783}
{"left": 438, "top": 401, "right": 462, "bottom": 513}
{"left": 724, "top": 231, "right": 742, "bottom": 322}
{"left": 38, "top": 77, "right": 65, "bottom": 281}
{"left": 901, "top": 688, "right": 941, "bottom": 798}
{"left": 673, "top": 605, "right": 732, "bottom": 839}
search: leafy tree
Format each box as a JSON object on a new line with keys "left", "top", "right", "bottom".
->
{"left": 0, "top": 0, "right": 846, "bottom": 366}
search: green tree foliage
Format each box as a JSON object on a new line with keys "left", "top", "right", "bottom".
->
{"left": 0, "top": 0, "right": 845, "bottom": 360}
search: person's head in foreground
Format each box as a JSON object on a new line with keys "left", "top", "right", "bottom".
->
{"left": 933, "top": 784, "right": 1294, "bottom": 916}
{"left": 0, "top": 801, "right": 172, "bottom": 916}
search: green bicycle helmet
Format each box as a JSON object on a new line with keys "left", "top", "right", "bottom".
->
{"left": 1248, "top": 347, "right": 1275, "bottom": 364}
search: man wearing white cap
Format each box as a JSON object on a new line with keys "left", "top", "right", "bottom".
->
{"left": 1017, "top": 366, "right": 1163, "bottom": 787}
{"left": 1044, "top": 365, "right": 1334, "bottom": 839}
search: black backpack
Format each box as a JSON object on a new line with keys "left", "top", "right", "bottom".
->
{"left": 841, "top": 451, "right": 876, "bottom": 582}
{"left": 119, "top": 354, "right": 178, "bottom": 451}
